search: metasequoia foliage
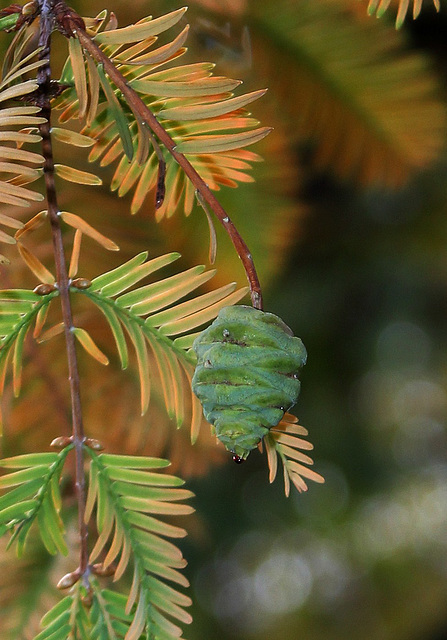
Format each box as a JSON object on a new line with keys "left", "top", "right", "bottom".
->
{"left": 188, "top": 0, "right": 446, "bottom": 188}
{"left": 0, "top": 2, "right": 324, "bottom": 638}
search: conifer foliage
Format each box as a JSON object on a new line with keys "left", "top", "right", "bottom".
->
{"left": 0, "top": 1, "right": 323, "bottom": 637}
{"left": 0, "top": 0, "right": 443, "bottom": 636}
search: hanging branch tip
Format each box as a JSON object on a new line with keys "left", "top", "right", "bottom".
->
{"left": 54, "top": 1, "right": 85, "bottom": 37}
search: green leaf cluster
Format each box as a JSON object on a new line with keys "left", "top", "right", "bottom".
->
{"left": 35, "top": 581, "right": 162, "bottom": 640}
{"left": 0, "top": 449, "right": 194, "bottom": 639}
{"left": 84, "top": 451, "right": 194, "bottom": 639}
{"left": 35, "top": 591, "right": 90, "bottom": 640}
{"left": 0, "top": 449, "right": 71, "bottom": 556}
{"left": 0, "top": 288, "right": 56, "bottom": 405}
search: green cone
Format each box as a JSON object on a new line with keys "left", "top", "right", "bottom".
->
{"left": 192, "top": 305, "right": 307, "bottom": 459}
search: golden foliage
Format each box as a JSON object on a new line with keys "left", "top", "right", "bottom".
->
{"left": 0, "top": 57, "right": 46, "bottom": 262}
{"left": 191, "top": 0, "right": 446, "bottom": 187}
{"left": 52, "top": 7, "right": 270, "bottom": 217}
{"left": 256, "top": 0, "right": 446, "bottom": 185}
{"left": 264, "top": 413, "right": 325, "bottom": 495}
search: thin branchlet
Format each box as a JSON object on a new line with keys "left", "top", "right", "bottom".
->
{"left": 35, "top": 0, "right": 89, "bottom": 577}
{"left": 55, "top": 2, "right": 264, "bottom": 310}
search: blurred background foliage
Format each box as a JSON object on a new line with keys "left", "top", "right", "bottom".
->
{"left": 2, "top": 0, "right": 447, "bottom": 638}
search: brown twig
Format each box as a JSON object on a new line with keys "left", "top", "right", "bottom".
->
{"left": 62, "top": 11, "right": 264, "bottom": 310}
{"left": 36, "top": 0, "right": 89, "bottom": 578}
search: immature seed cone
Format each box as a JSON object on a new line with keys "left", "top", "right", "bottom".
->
{"left": 192, "top": 305, "right": 307, "bottom": 459}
